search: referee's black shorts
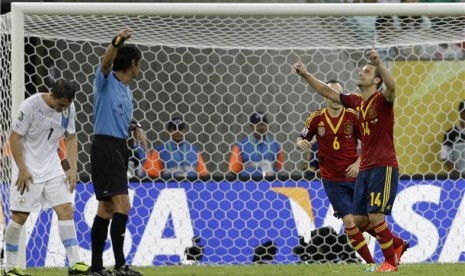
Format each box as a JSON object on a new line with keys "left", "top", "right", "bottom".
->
{"left": 91, "top": 135, "right": 130, "bottom": 201}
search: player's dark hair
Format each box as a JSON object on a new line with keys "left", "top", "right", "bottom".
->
{"left": 250, "top": 112, "right": 268, "bottom": 124}
{"left": 325, "top": 79, "right": 343, "bottom": 86}
{"left": 113, "top": 44, "right": 142, "bottom": 72}
{"left": 167, "top": 116, "right": 187, "bottom": 131}
{"left": 325, "top": 79, "right": 344, "bottom": 87}
{"left": 367, "top": 62, "right": 383, "bottom": 90}
{"left": 51, "top": 79, "right": 76, "bottom": 101}
{"left": 459, "top": 100, "right": 465, "bottom": 113}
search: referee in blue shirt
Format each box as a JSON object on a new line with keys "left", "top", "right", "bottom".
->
{"left": 89, "top": 28, "right": 145, "bottom": 276}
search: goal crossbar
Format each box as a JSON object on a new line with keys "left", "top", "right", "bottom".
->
{"left": 11, "top": 2, "right": 465, "bottom": 16}
{"left": 10, "top": 2, "right": 465, "bottom": 121}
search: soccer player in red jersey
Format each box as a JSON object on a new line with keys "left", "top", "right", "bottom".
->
{"left": 293, "top": 46, "right": 408, "bottom": 272}
{"left": 297, "top": 80, "right": 377, "bottom": 272}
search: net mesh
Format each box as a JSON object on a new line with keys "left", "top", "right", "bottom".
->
{"left": 1, "top": 10, "right": 464, "bottom": 267}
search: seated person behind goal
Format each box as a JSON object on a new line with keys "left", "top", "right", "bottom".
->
{"left": 441, "top": 100, "right": 465, "bottom": 178}
{"left": 127, "top": 132, "right": 147, "bottom": 178}
{"left": 228, "top": 112, "right": 284, "bottom": 178}
{"left": 144, "top": 117, "right": 208, "bottom": 178}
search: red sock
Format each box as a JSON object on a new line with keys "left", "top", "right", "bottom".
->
{"left": 364, "top": 221, "right": 403, "bottom": 248}
{"left": 391, "top": 234, "right": 403, "bottom": 248}
{"left": 346, "top": 226, "right": 375, "bottom": 264}
{"left": 374, "top": 221, "right": 397, "bottom": 266}
{"left": 361, "top": 222, "right": 377, "bottom": 238}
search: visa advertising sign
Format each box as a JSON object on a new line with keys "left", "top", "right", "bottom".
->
{"left": 9, "top": 179, "right": 465, "bottom": 267}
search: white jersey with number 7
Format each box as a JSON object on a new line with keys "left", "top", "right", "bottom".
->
{"left": 11, "top": 93, "right": 76, "bottom": 183}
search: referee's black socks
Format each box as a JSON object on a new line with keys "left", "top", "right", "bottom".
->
{"left": 91, "top": 215, "right": 110, "bottom": 272}
{"left": 111, "top": 212, "right": 129, "bottom": 269}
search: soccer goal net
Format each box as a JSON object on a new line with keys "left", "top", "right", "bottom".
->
{"left": 1, "top": 2, "right": 464, "bottom": 268}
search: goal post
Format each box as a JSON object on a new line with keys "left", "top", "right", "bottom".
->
{"left": 2, "top": 2, "right": 465, "bottom": 268}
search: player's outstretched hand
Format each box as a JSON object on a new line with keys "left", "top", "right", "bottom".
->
{"left": 292, "top": 55, "right": 307, "bottom": 76}
{"left": 366, "top": 42, "right": 381, "bottom": 66}
{"left": 297, "top": 139, "right": 313, "bottom": 152}
{"left": 16, "top": 168, "right": 33, "bottom": 195}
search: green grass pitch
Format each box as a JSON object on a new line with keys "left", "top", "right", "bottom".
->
{"left": 22, "top": 263, "right": 465, "bottom": 276}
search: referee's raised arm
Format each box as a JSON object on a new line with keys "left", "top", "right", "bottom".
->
{"left": 101, "top": 28, "right": 132, "bottom": 75}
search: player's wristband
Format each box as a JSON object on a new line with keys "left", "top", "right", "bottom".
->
{"left": 111, "top": 35, "right": 125, "bottom": 48}
{"left": 61, "top": 159, "right": 71, "bottom": 172}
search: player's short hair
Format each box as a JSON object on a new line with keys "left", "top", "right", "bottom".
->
{"left": 167, "top": 116, "right": 187, "bottom": 131}
{"left": 250, "top": 112, "right": 268, "bottom": 124}
{"left": 51, "top": 79, "right": 76, "bottom": 101}
{"left": 113, "top": 44, "right": 142, "bottom": 72}
{"left": 366, "top": 62, "right": 384, "bottom": 90}
{"left": 325, "top": 79, "right": 344, "bottom": 93}
{"left": 459, "top": 100, "right": 465, "bottom": 113}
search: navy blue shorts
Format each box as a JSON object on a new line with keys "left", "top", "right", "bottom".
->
{"left": 353, "top": 166, "right": 399, "bottom": 216}
{"left": 322, "top": 180, "right": 355, "bottom": 219}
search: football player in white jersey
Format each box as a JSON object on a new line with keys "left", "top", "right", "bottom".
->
{"left": 4, "top": 80, "right": 89, "bottom": 276}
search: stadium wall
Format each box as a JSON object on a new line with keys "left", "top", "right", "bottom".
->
{"left": 394, "top": 60, "right": 465, "bottom": 175}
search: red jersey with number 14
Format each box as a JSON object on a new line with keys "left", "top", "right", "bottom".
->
{"left": 340, "top": 91, "right": 398, "bottom": 170}
{"left": 300, "top": 108, "right": 360, "bottom": 181}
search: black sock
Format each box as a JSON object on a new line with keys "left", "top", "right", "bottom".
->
{"left": 91, "top": 216, "right": 110, "bottom": 272}
{"left": 111, "top": 212, "right": 128, "bottom": 269}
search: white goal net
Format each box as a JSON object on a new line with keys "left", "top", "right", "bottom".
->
{"left": 1, "top": 3, "right": 464, "bottom": 268}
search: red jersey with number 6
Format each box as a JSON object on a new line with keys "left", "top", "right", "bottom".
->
{"left": 340, "top": 91, "right": 398, "bottom": 170}
{"left": 300, "top": 108, "right": 360, "bottom": 181}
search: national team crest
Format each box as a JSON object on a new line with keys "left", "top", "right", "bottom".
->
{"left": 368, "top": 106, "right": 377, "bottom": 119}
{"left": 318, "top": 122, "right": 325, "bottom": 137}
{"left": 344, "top": 121, "right": 353, "bottom": 135}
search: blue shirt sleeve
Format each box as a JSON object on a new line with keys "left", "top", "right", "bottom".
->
{"left": 94, "top": 65, "right": 108, "bottom": 92}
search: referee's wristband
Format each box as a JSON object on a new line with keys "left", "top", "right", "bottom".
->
{"left": 111, "top": 35, "right": 125, "bottom": 48}
{"left": 130, "top": 120, "right": 142, "bottom": 131}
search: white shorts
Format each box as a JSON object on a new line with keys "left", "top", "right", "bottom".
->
{"left": 10, "top": 175, "right": 73, "bottom": 213}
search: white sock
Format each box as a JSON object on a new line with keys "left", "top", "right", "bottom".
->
{"left": 4, "top": 220, "right": 23, "bottom": 271}
{"left": 58, "top": 220, "right": 80, "bottom": 267}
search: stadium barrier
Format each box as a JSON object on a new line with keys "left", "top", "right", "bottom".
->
{"left": 5, "top": 178, "right": 464, "bottom": 267}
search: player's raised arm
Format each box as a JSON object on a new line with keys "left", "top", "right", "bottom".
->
{"left": 367, "top": 45, "right": 396, "bottom": 102}
{"left": 292, "top": 55, "right": 342, "bottom": 104}
{"left": 101, "top": 28, "right": 132, "bottom": 75}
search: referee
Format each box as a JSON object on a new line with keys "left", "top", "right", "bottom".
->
{"left": 89, "top": 28, "right": 146, "bottom": 276}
